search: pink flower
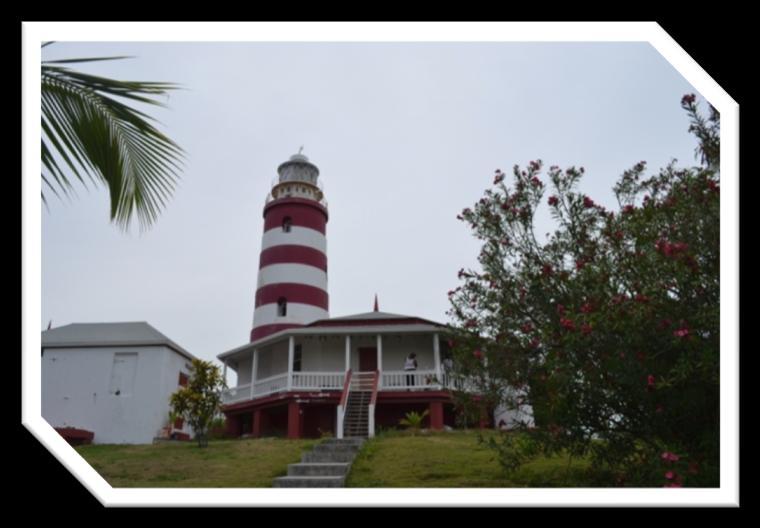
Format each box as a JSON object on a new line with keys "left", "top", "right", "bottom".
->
{"left": 447, "top": 339, "right": 455, "bottom": 348}
{"left": 681, "top": 93, "right": 696, "bottom": 105}
{"left": 581, "top": 323, "right": 593, "bottom": 335}
{"left": 473, "top": 349, "right": 483, "bottom": 360}
{"left": 542, "top": 264, "right": 554, "bottom": 276}
{"left": 647, "top": 375, "right": 656, "bottom": 391}
{"left": 583, "top": 196, "right": 595, "bottom": 208}
{"left": 556, "top": 303, "right": 565, "bottom": 315}
{"left": 560, "top": 318, "right": 576, "bottom": 331}
{"left": 548, "top": 196, "right": 559, "bottom": 206}
{"left": 661, "top": 452, "right": 680, "bottom": 462}
{"left": 623, "top": 205, "right": 635, "bottom": 214}
{"left": 580, "top": 303, "right": 593, "bottom": 314}
{"left": 494, "top": 172, "right": 505, "bottom": 185}
{"left": 530, "top": 338, "right": 541, "bottom": 349}
{"left": 673, "top": 327, "right": 689, "bottom": 338}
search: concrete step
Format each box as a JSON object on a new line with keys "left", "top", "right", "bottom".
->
{"left": 273, "top": 476, "right": 345, "bottom": 488}
{"left": 313, "top": 444, "right": 361, "bottom": 454}
{"left": 287, "top": 462, "right": 350, "bottom": 477}
{"left": 302, "top": 450, "right": 358, "bottom": 463}
{"left": 322, "top": 438, "right": 365, "bottom": 446}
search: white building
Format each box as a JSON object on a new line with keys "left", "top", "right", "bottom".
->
{"left": 41, "top": 322, "right": 196, "bottom": 444}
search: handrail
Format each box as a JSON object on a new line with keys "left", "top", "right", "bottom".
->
{"left": 370, "top": 370, "right": 380, "bottom": 406}
{"left": 339, "top": 369, "right": 353, "bottom": 408}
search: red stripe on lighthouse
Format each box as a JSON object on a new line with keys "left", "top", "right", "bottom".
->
{"left": 263, "top": 200, "right": 327, "bottom": 234}
{"left": 259, "top": 245, "right": 327, "bottom": 272}
{"left": 255, "top": 283, "right": 329, "bottom": 310}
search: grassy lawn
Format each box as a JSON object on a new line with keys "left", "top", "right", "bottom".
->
{"left": 76, "top": 438, "right": 316, "bottom": 487}
{"left": 346, "top": 430, "right": 597, "bottom": 487}
{"left": 76, "top": 431, "right": 603, "bottom": 488}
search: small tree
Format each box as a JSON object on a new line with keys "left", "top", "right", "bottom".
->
{"left": 170, "top": 359, "right": 226, "bottom": 448}
{"left": 448, "top": 95, "right": 719, "bottom": 486}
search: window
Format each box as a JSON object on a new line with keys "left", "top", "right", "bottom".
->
{"left": 178, "top": 372, "right": 189, "bottom": 387}
{"left": 282, "top": 216, "right": 292, "bottom": 232}
{"left": 293, "top": 344, "right": 302, "bottom": 372}
{"left": 277, "top": 297, "right": 287, "bottom": 317}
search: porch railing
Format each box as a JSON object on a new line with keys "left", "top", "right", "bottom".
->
{"left": 223, "top": 369, "right": 462, "bottom": 405}
{"left": 381, "top": 370, "right": 442, "bottom": 390}
{"left": 253, "top": 373, "right": 289, "bottom": 397}
{"left": 221, "top": 383, "right": 252, "bottom": 404}
{"left": 291, "top": 371, "right": 345, "bottom": 390}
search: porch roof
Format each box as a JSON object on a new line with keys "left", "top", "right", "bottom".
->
{"left": 217, "top": 312, "right": 446, "bottom": 362}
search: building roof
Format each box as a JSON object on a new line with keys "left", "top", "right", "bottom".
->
{"left": 218, "top": 311, "right": 446, "bottom": 361}
{"left": 42, "top": 322, "right": 197, "bottom": 362}
{"left": 306, "top": 311, "right": 442, "bottom": 326}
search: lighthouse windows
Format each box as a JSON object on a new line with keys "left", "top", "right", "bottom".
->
{"left": 277, "top": 297, "right": 288, "bottom": 317}
{"left": 282, "top": 217, "right": 292, "bottom": 232}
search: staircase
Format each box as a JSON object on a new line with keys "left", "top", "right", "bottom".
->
{"left": 343, "top": 371, "right": 375, "bottom": 438}
{"left": 343, "top": 390, "right": 370, "bottom": 437}
{"left": 272, "top": 438, "right": 366, "bottom": 487}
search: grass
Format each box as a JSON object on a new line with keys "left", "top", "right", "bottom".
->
{"left": 76, "top": 431, "right": 603, "bottom": 488}
{"left": 346, "top": 430, "right": 597, "bottom": 487}
{"left": 76, "top": 437, "right": 316, "bottom": 487}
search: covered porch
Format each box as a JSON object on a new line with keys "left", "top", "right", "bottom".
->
{"left": 220, "top": 330, "right": 453, "bottom": 406}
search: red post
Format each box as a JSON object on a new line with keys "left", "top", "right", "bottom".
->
{"left": 225, "top": 414, "right": 239, "bottom": 437}
{"left": 429, "top": 401, "right": 444, "bottom": 431}
{"left": 287, "top": 401, "right": 302, "bottom": 439}
{"left": 253, "top": 409, "right": 262, "bottom": 438}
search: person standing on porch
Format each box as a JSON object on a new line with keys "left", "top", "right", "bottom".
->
{"left": 404, "top": 352, "right": 418, "bottom": 387}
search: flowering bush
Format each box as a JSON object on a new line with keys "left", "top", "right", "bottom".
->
{"left": 446, "top": 96, "right": 719, "bottom": 486}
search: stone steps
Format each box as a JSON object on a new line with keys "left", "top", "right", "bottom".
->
{"left": 272, "top": 438, "right": 366, "bottom": 487}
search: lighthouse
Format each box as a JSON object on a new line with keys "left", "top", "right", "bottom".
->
{"left": 250, "top": 152, "right": 330, "bottom": 342}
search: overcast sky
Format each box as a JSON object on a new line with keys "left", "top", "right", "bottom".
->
{"left": 40, "top": 41, "right": 702, "bottom": 366}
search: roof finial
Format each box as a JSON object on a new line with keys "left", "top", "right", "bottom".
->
{"left": 374, "top": 294, "right": 379, "bottom": 312}
{"left": 298, "top": 145, "right": 304, "bottom": 155}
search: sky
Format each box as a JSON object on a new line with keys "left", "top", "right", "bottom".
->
{"left": 40, "top": 41, "right": 703, "bottom": 366}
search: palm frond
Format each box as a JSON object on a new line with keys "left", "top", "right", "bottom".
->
{"left": 41, "top": 57, "right": 184, "bottom": 230}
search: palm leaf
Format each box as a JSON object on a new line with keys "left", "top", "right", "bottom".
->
{"left": 41, "top": 53, "right": 184, "bottom": 230}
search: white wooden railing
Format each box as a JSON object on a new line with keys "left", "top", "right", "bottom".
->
{"left": 253, "top": 373, "right": 289, "bottom": 397}
{"left": 381, "top": 370, "right": 442, "bottom": 390}
{"left": 223, "top": 369, "right": 464, "bottom": 405}
{"left": 222, "top": 383, "right": 252, "bottom": 404}
{"left": 291, "top": 372, "right": 344, "bottom": 390}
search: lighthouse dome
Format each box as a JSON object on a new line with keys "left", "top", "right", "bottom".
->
{"left": 277, "top": 151, "right": 320, "bottom": 184}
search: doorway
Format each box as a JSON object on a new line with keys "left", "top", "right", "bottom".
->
{"left": 358, "top": 347, "right": 377, "bottom": 372}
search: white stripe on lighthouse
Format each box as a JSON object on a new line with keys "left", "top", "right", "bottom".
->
{"left": 261, "top": 226, "right": 327, "bottom": 253}
{"left": 256, "top": 264, "right": 328, "bottom": 290}
{"left": 252, "top": 303, "right": 329, "bottom": 327}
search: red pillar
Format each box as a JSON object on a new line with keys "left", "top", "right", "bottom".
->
{"left": 429, "top": 401, "right": 444, "bottom": 431}
{"left": 225, "top": 414, "right": 239, "bottom": 437}
{"left": 253, "top": 409, "right": 262, "bottom": 438}
{"left": 287, "top": 401, "right": 302, "bottom": 439}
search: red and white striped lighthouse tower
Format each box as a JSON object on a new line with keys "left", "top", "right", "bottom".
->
{"left": 250, "top": 151, "right": 329, "bottom": 342}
